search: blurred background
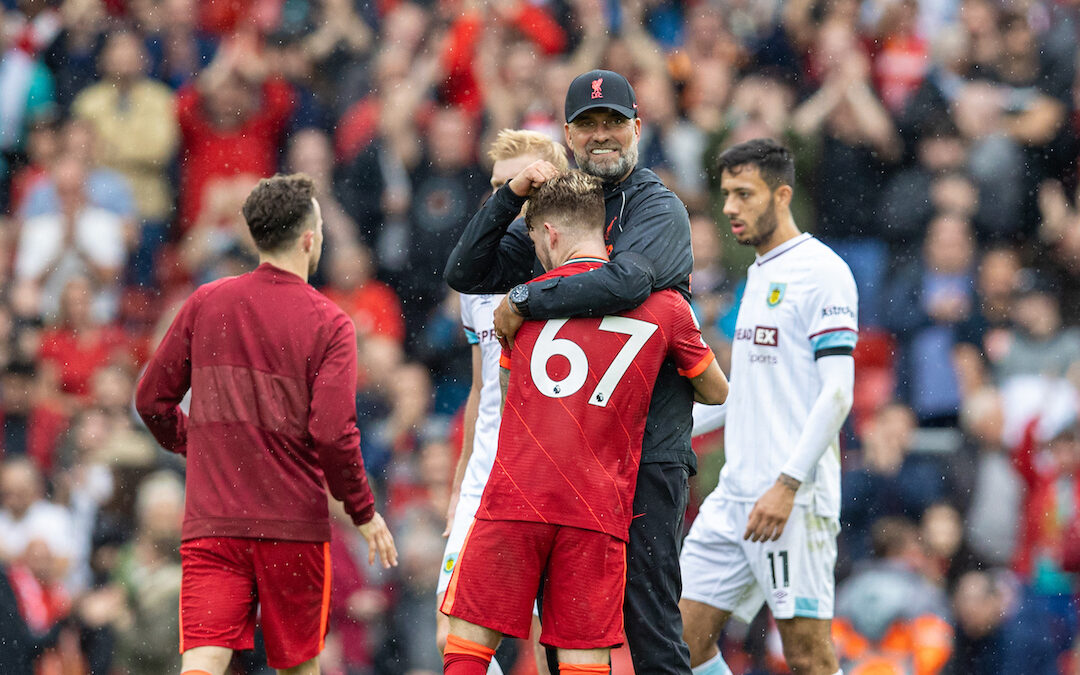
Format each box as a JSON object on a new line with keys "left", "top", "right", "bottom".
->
{"left": 0, "top": 0, "right": 1079, "bottom": 673}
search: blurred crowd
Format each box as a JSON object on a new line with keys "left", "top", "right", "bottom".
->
{"left": 1, "top": 0, "right": 1080, "bottom": 673}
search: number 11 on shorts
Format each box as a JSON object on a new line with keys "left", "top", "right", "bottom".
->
{"left": 766, "top": 550, "right": 790, "bottom": 590}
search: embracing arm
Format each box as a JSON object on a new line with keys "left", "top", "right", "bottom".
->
{"left": 526, "top": 190, "right": 692, "bottom": 319}
{"left": 444, "top": 185, "right": 537, "bottom": 294}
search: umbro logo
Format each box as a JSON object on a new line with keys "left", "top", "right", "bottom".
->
{"left": 753, "top": 326, "right": 779, "bottom": 347}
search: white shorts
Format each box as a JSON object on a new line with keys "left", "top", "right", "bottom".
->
{"left": 680, "top": 495, "right": 838, "bottom": 622}
{"left": 438, "top": 493, "right": 482, "bottom": 595}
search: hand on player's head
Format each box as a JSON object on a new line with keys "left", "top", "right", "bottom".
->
{"left": 358, "top": 511, "right": 398, "bottom": 568}
{"left": 507, "top": 160, "right": 562, "bottom": 198}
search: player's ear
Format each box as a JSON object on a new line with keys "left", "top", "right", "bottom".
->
{"left": 544, "top": 221, "right": 558, "bottom": 248}
{"left": 774, "top": 184, "right": 793, "bottom": 209}
{"left": 301, "top": 229, "right": 314, "bottom": 252}
{"left": 564, "top": 123, "right": 572, "bottom": 147}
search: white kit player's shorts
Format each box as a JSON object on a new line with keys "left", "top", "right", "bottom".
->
{"left": 438, "top": 493, "right": 482, "bottom": 595}
{"left": 680, "top": 495, "right": 838, "bottom": 622}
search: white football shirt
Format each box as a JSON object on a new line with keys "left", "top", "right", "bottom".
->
{"left": 717, "top": 234, "right": 858, "bottom": 517}
{"left": 459, "top": 293, "right": 505, "bottom": 500}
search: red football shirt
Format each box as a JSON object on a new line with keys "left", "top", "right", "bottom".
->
{"left": 135, "top": 263, "right": 375, "bottom": 542}
{"left": 478, "top": 259, "right": 715, "bottom": 540}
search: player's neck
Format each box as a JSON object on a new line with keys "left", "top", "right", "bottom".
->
{"left": 554, "top": 243, "right": 609, "bottom": 267}
{"left": 754, "top": 213, "right": 802, "bottom": 257}
{"left": 259, "top": 252, "right": 309, "bottom": 282}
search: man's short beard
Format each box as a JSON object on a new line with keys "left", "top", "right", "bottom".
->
{"left": 574, "top": 142, "right": 638, "bottom": 182}
{"left": 739, "top": 199, "right": 779, "bottom": 248}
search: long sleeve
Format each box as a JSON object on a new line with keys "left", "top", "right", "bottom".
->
{"left": 135, "top": 294, "right": 198, "bottom": 456}
{"left": 526, "top": 188, "right": 691, "bottom": 319}
{"left": 444, "top": 184, "right": 536, "bottom": 293}
{"left": 309, "top": 315, "right": 375, "bottom": 526}
{"left": 780, "top": 354, "right": 855, "bottom": 482}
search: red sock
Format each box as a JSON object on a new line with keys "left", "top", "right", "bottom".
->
{"left": 444, "top": 634, "right": 495, "bottom": 675}
{"left": 559, "top": 664, "right": 610, "bottom": 674}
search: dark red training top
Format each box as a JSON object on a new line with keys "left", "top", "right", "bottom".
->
{"left": 136, "top": 263, "right": 375, "bottom": 542}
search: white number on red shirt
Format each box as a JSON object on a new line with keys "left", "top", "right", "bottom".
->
{"left": 530, "top": 317, "right": 657, "bottom": 406}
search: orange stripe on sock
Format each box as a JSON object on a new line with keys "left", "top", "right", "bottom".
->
{"left": 318, "top": 541, "right": 332, "bottom": 651}
{"left": 181, "top": 670, "right": 215, "bottom": 675}
{"left": 445, "top": 634, "right": 496, "bottom": 661}
{"left": 558, "top": 664, "right": 610, "bottom": 674}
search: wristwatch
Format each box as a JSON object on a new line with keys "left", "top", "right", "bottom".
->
{"left": 508, "top": 283, "right": 531, "bottom": 317}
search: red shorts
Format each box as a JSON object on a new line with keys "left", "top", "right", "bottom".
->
{"left": 440, "top": 519, "right": 626, "bottom": 649}
{"left": 179, "top": 537, "right": 331, "bottom": 669}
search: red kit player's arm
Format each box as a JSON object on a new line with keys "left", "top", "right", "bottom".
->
{"left": 664, "top": 291, "right": 728, "bottom": 405}
{"left": 135, "top": 295, "right": 198, "bottom": 456}
{"left": 689, "top": 359, "right": 728, "bottom": 405}
{"left": 309, "top": 315, "right": 376, "bottom": 526}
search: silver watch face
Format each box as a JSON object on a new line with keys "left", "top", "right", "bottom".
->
{"left": 510, "top": 285, "right": 528, "bottom": 304}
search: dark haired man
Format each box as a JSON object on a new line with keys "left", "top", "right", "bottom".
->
{"left": 441, "top": 171, "right": 727, "bottom": 675}
{"left": 683, "top": 138, "right": 857, "bottom": 675}
{"left": 445, "top": 69, "right": 697, "bottom": 675}
{"left": 136, "top": 173, "right": 397, "bottom": 675}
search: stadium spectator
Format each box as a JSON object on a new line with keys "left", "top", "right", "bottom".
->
{"left": 0, "top": 12, "right": 55, "bottom": 214}
{"left": 1011, "top": 413, "right": 1080, "bottom": 642}
{"left": 990, "top": 274, "right": 1080, "bottom": 385}
{"left": 945, "top": 569, "right": 1069, "bottom": 675}
{"left": 72, "top": 28, "right": 178, "bottom": 286}
{"left": 792, "top": 18, "right": 900, "bottom": 328}
{"left": 140, "top": 0, "right": 218, "bottom": 89}
{"left": 842, "top": 402, "right": 948, "bottom": 564}
{"left": 177, "top": 173, "right": 259, "bottom": 284}
{"left": 885, "top": 214, "right": 977, "bottom": 425}
{"left": 0, "top": 457, "right": 76, "bottom": 575}
{"left": 175, "top": 37, "right": 294, "bottom": 231}
{"left": 14, "top": 158, "right": 127, "bottom": 322}
{"left": 832, "top": 517, "right": 953, "bottom": 675}
{"left": 320, "top": 243, "right": 406, "bottom": 346}
{"left": 956, "top": 387, "right": 1023, "bottom": 570}
{"left": 21, "top": 117, "right": 138, "bottom": 222}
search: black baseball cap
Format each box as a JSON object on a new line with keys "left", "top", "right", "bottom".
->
{"left": 564, "top": 69, "right": 638, "bottom": 123}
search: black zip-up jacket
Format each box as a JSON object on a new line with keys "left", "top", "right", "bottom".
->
{"left": 444, "top": 166, "right": 696, "bottom": 470}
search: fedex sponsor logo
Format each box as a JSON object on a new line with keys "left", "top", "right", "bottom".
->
{"left": 822, "top": 305, "right": 854, "bottom": 319}
{"left": 753, "top": 326, "right": 779, "bottom": 347}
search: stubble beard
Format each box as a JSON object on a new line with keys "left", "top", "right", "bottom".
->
{"left": 574, "top": 142, "right": 639, "bottom": 182}
{"left": 738, "top": 200, "right": 779, "bottom": 249}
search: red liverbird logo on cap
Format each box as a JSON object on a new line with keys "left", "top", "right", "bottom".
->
{"left": 591, "top": 76, "right": 603, "bottom": 99}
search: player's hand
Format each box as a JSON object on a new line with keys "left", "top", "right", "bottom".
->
{"left": 357, "top": 511, "right": 398, "bottom": 568}
{"left": 493, "top": 296, "right": 525, "bottom": 349}
{"left": 744, "top": 477, "right": 798, "bottom": 542}
{"left": 443, "top": 491, "right": 460, "bottom": 537}
{"left": 507, "top": 159, "right": 561, "bottom": 197}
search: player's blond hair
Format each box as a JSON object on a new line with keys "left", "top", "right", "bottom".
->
{"left": 524, "top": 170, "right": 605, "bottom": 236}
{"left": 488, "top": 129, "right": 569, "bottom": 171}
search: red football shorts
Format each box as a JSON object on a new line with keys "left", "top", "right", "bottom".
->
{"left": 440, "top": 519, "right": 626, "bottom": 649}
{"left": 179, "top": 537, "right": 331, "bottom": 669}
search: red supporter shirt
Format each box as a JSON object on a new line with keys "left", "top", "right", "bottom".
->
{"left": 478, "top": 259, "right": 715, "bottom": 541}
{"left": 175, "top": 78, "right": 294, "bottom": 231}
{"left": 135, "top": 263, "right": 375, "bottom": 543}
